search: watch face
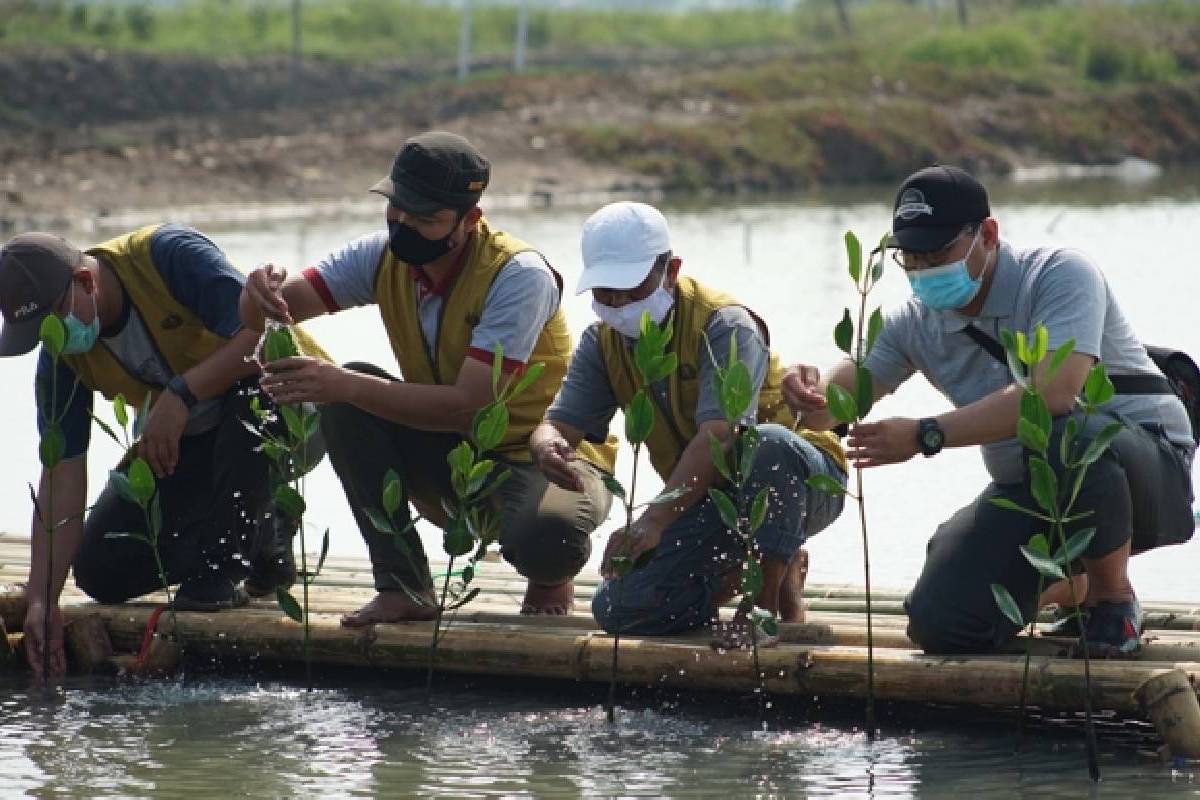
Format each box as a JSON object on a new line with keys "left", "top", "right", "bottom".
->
{"left": 922, "top": 428, "right": 944, "bottom": 449}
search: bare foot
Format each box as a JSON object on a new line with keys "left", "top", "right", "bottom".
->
{"left": 520, "top": 580, "right": 575, "bottom": 615}
{"left": 779, "top": 548, "right": 809, "bottom": 623}
{"left": 340, "top": 590, "right": 436, "bottom": 627}
{"left": 711, "top": 607, "right": 781, "bottom": 650}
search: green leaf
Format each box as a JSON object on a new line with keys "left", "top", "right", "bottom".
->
{"left": 113, "top": 394, "right": 129, "bottom": 429}
{"left": 461, "top": 563, "right": 475, "bottom": 585}
{"left": 313, "top": 528, "right": 330, "bottom": 579}
{"left": 719, "top": 361, "right": 753, "bottom": 424}
{"left": 91, "top": 412, "right": 123, "bottom": 448}
{"left": 602, "top": 473, "right": 626, "bottom": 501}
{"left": 1019, "top": 390, "right": 1051, "bottom": 441}
{"left": 465, "top": 459, "right": 495, "bottom": 496}
{"left": 508, "top": 361, "right": 546, "bottom": 401}
{"left": 825, "top": 382, "right": 858, "bottom": 424}
{"left": 382, "top": 470, "right": 403, "bottom": 516}
{"left": 737, "top": 425, "right": 760, "bottom": 486}
{"left": 471, "top": 402, "right": 509, "bottom": 453}
{"left": 302, "top": 410, "right": 320, "bottom": 441}
{"left": 446, "top": 441, "right": 475, "bottom": 479}
{"left": 446, "top": 586, "right": 481, "bottom": 611}
{"left": 470, "top": 468, "right": 511, "bottom": 504}
{"left": 276, "top": 588, "right": 304, "bottom": 623}
{"left": 757, "top": 610, "right": 779, "bottom": 638}
{"left": 1053, "top": 527, "right": 1095, "bottom": 566}
{"left": 281, "top": 405, "right": 305, "bottom": 443}
{"left": 741, "top": 557, "right": 764, "bottom": 597}
{"left": 834, "top": 309, "right": 854, "bottom": 355}
{"left": 642, "top": 484, "right": 691, "bottom": 508}
{"left": 645, "top": 352, "right": 679, "bottom": 385}
{"left": 1078, "top": 421, "right": 1124, "bottom": 467}
{"left": 108, "top": 470, "right": 138, "bottom": 504}
{"left": 444, "top": 522, "right": 475, "bottom": 557}
{"left": 1083, "top": 363, "right": 1115, "bottom": 407}
{"left": 39, "top": 315, "right": 66, "bottom": 360}
{"left": 274, "top": 484, "right": 306, "bottom": 520}
{"left": 1015, "top": 330, "right": 1031, "bottom": 366}
{"left": 1028, "top": 457, "right": 1059, "bottom": 516}
{"left": 708, "top": 488, "right": 739, "bottom": 531}
{"left": 625, "top": 390, "right": 655, "bottom": 444}
{"left": 1031, "top": 324, "right": 1049, "bottom": 366}
{"left": 707, "top": 432, "right": 733, "bottom": 484}
{"left": 1059, "top": 416, "right": 1078, "bottom": 467}
{"left": 1043, "top": 339, "right": 1075, "bottom": 385}
{"left": 844, "top": 231, "right": 862, "bottom": 284}
{"left": 490, "top": 341, "right": 504, "bottom": 396}
{"left": 806, "top": 474, "right": 847, "bottom": 496}
{"left": 133, "top": 393, "right": 152, "bottom": 440}
{"left": 365, "top": 506, "right": 396, "bottom": 534}
{"left": 149, "top": 494, "right": 162, "bottom": 537}
{"left": 38, "top": 424, "right": 65, "bottom": 469}
{"left": 991, "top": 583, "right": 1025, "bottom": 628}
{"left": 128, "top": 458, "right": 156, "bottom": 506}
{"left": 865, "top": 307, "right": 884, "bottom": 356}
{"left": 1020, "top": 544, "right": 1066, "bottom": 580}
{"left": 1017, "top": 418, "right": 1048, "bottom": 455}
{"left": 749, "top": 487, "right": 769, "bottom": 532}
{"left": 987, "top": 496, "right": 1051, "bottom": 521}
{"left": 855, "top": 365, "right": 874, "bottom": 420}
{"left": 1026, "top": 532, "right": 1050, "bottom": 557}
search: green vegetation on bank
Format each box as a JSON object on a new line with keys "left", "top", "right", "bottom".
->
{"left": 0, "top": 0, "right": 1196, "bottom": 88}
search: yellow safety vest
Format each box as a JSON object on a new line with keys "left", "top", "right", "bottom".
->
{"left": 64, "top": 224, "right": 330, "bottom": 406}
{"left": 599, "top": 275, "right": 847, "bottom": 481}
{"left": 375, "top": 218, "right": 617, "bottom": 470}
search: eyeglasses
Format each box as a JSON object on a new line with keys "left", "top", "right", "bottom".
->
{"left": 891, "top": 225, "right": 979, "bottom": 271}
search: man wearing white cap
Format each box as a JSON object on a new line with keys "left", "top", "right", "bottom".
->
{"left": 530, "top": 201, "right": 848, "bottom": 642}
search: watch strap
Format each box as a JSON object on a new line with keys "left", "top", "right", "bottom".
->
{"left": 167, "top": 375, "right": 198, "bottom": 409}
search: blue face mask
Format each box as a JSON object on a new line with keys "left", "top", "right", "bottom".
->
{"left": 906, "top": 230, "right": 985, "bottom": 311}
{"left": 62, "top": 291, "right": 100, "bottom": 355}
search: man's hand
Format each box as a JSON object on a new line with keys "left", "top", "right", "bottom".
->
{"left": 781, "top": 364, "right": 827, "bottom": 416}
{"left": 23, "top": 598, "right": 65, "bottom": 679}
{"left": 261, "top": 356, "right": 350, "bottom": 405}
{"left": 846, "top": 417, "right": 920, "bottom": 468}
{"left": 599, "top": 517, "right": 663, "bottom": 580}
{"left": 532, "top": 436, "right": 584, "bottom": 492}
{"left": 242, "top": 263, "right": 292, "bottom": 329}
{"left": 139, "top": 390, "right": 189, "bottom": 478}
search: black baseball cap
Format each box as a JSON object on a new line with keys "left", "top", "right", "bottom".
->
{"left": 890, "top": 165, "right": 990, "bottom": 252}
{"left": 370, "top": 131, "right": 490, "bottom": 214}
{"left": 0, "top": 233, "right": 81, "bottom": 357}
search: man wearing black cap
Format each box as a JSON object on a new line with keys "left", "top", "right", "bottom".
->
{"left": 240, "top": 131, "right": 616, "bottom": 625}
{"left": 0, "top": 225, "right": 323, "bottom": 677}
{"left": 782, "top": 164, "right": 1195, "bottom": 656}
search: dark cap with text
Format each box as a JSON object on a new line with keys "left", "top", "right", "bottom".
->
{"left": 891, "top": 165, "right": 990, "bottom": 252}
{"left": 370, "top": 131, "right": 490, "bottom": 214}
{"left": 0, "top": 233, "right": 81, "bottom": 356}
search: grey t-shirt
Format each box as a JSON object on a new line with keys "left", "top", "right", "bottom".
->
{"left": 865, "top": 240, "right": 1194, "bottom": 484}
{"left": 306, "top": 231, "right": 559, "bottom": 366}
{"left": 547, "top": 305, "right": 769, "bottom": 447}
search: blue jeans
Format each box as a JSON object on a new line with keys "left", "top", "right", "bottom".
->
{"left": 591, "top": 424, "right": 847, "bottom": 635}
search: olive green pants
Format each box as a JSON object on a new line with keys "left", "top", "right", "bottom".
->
{"left": 321, "top": 362, "right": 612, "bottom": 594}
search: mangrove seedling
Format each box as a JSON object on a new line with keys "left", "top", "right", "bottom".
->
{"left": 704, "top": 329, "right": 775, "bottom": 719}
{"left": 92, "top": 390, "right": 179, "bottom": 656}
{"left": 988, "top": 324, "right": 1120, "bottom": 781}
{"left": 804, "top": 231, "right": 888, "bottom": 735}
{"left": 367, "top": 343, "right": 545, "bottom": 702}
{"left": 599, "top": 311, "right": 689, "bottom": 723}
{"left": 246, "top": 321, "right": 328, "bottom": 691}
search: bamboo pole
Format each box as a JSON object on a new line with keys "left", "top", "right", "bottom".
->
{"left": 75, "top": 604, "right": 1199, "bottom": 716}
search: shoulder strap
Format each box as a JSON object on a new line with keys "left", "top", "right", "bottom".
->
{"left": 961, "top": 325, "right": 1173, "bottom": 395}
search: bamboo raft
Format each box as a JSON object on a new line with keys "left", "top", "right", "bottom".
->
{"left": 2, "top": 532, "right": 1199, "bottom": 753}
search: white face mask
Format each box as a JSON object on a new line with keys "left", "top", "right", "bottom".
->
{"left": 592, "top": 274, "right": 675, "bottom": 339}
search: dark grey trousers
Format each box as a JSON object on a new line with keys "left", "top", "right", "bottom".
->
{"left": 321, "top": 362, "right": 612, "bottom": 594}
{"left": 904, "top": 413, "right": 1195, "bottom": 654}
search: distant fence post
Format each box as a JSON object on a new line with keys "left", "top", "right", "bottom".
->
{"left": 956, "top": 0, "right": 968, "bottom": 27}
{"left": 458, "top": 0, "right": 472, "bottom": 83}
{"left": 514, "top": 0, "right": 529, "bottom": 74}
{"left": 833, "top": 0, "right": 851, "bottom": 35}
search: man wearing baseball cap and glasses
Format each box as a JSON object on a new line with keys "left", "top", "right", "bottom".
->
{"left": 240, "top": 131, "right": 616, "bottom": 624}
{"left": 782, "top": 164, "right": 1195, "bottom": 656}
{"left": 530, "top": 201, "right": 847, "bottom": 645}
{"left": 0, "top": 225, "right": 326, "bottom": 677}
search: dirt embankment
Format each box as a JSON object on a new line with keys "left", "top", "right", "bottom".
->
{"left": 1, "top": 49, "right": 1197, "bottom": 231}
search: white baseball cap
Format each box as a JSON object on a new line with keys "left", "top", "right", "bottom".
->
{"left": 577, "top": 201, "right": 672, "bottom": 295}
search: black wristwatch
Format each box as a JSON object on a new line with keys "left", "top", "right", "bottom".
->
{"left": 917, "top": 417, "right": 944, "bottom": 457}
{"left": 166, "top": 375, "right": 198, "bottom": 410}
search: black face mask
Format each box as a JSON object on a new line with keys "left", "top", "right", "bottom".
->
{"left": 387, "top": 213, "right": 464, "bottom": 265}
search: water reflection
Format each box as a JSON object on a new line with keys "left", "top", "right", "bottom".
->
{"left": 5, "top": 674, "right": 1198, "bottom": 798}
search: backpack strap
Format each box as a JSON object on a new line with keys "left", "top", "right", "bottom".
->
{"left": 962, "top": 326, "right": 1173, "bottom": 395}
